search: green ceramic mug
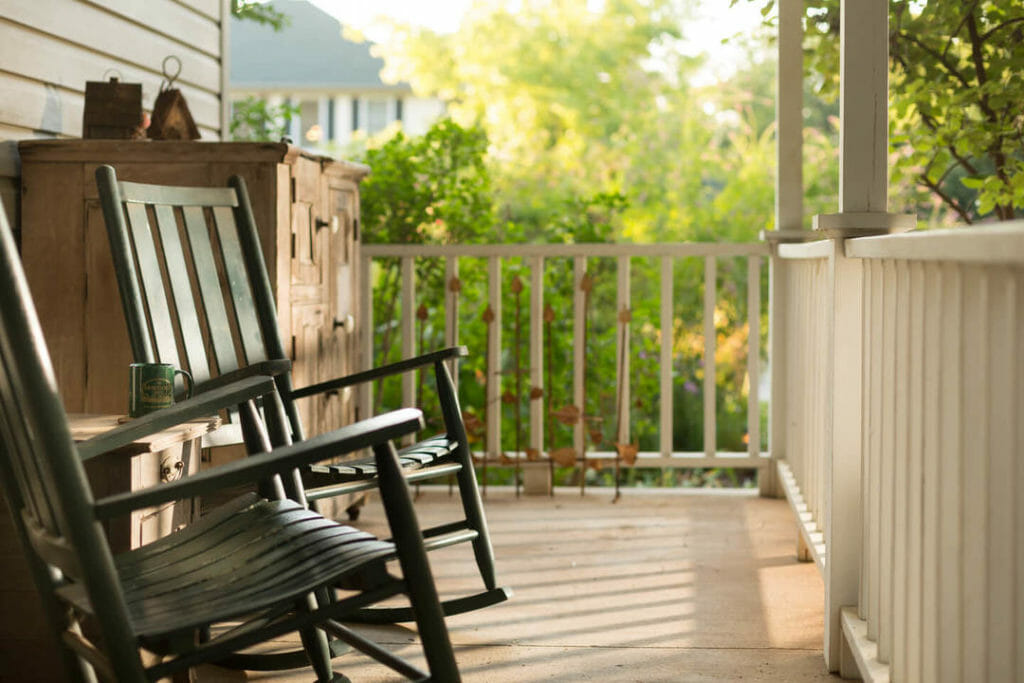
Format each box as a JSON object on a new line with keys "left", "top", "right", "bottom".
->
{"left": 128, "top": 363, "right": 193, "bottom": 417}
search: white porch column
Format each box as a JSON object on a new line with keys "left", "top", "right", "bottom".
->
{"left": 776, "top": 0, "right": 803, "bottom": 234}
{"left": 763, "top": 0, "right": 804, "bottom": 499}
{"left": 813, "top": 0, "right": 915, "bottom": 234}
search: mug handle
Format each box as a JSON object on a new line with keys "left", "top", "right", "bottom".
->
{"left": 174, "top": 368, "right": 194, "bottom": 400}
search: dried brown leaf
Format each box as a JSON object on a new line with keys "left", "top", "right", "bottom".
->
{"left": 482, "top": 306, "right": 495, "bottom": 323}
{"left": 543, "top": 303, "right": 556, "bottom": 323}
{"left": 589, "top": 428, "right": 604, "bottom": 445}
{"left": 448, "top": 276, "right": 462, "bottom": 293}
{"left": 551, "top": 404, "right": 581, "bottom": 425}
{"left": 530, "top": 386, "right": 544, "bottom": 400}
{"left": 615, "top": 442, "right": 639, "bottom": 466}
{"left": 618, "top": 307, "right": 632, "bottom": 323}
{"left": 510, "top": 276, "right": 523, "bottom": 293}
{"left": 525, "top": 448, "right": 541, "bottom": 461}
{"left": 416, "top": 304, "right": 429, "bottom": 320}
{"left": 501, "top": 390, "right": 516, "bottom": 405}
{"left": 580, "top": 273, "right": 594, "bottom": 293}
{"left": 550, "top": 447, "right": 578, "bottom": 467}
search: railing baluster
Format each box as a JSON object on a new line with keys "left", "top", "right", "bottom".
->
{"left": 530, "top": 256, "right": 544, "bottom": 466}
{"left": 1016, "top": 269, "right": 1024, "bottom": 683}
{"left": 359, "top": 252, "right": 373, "bottom": 417}
{"left": 986, "top": 268, "right": 1014, "bottom": 681}
{"left": 486, "top": 257, "right": 502, "bottom": 464}
{"left": 962, "top": 267, "right": 990, "bottom": 681}
{"left": 938, "top": 262, "right": 963, "bottom": 683}
{"left": 921, "top": 262, "right": 941, "bottom": 682}
{"left": 879, "top": 259, "right": 896, "bottom": 665}
{"left": 747, "top": 255, "right": 761, "bottom": 460}
{"left": 660, "top": 256, "right": 673, "bottom": 459}
{"left": 703, "top": 256, "right": 717, "bottom": 459}
{"left": 400, "top": 256, "right": 415, "bottom": 410}
{"left": 860, "top": 259, "right": 873, "bottom": 626}
{"left": 573, "top": 257, "right": 587, "bottom": 477}
{"left": 445, "top": 256, "right": 460, "bottom": 386}
{"left": 892, "top": 260, "right": 910, "bottom": 681}
{"left": 868, "top": 259, "right": 883, "bottom": 642}
{"left": 906, "top": 261, "right": 925, "bottom": 682}
{"left": 617, "top": 255, "right": 631, "bottom": 448}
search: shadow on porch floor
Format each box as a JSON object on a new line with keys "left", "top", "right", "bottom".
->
{"left": 195, "top": 488, "right": 835, "bottom": 682}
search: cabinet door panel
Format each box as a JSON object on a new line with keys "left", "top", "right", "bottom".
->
{"left": 291, "top": 304, "right": 325, "bottom": 434}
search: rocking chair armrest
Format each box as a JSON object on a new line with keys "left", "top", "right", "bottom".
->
{"left": 76, "top": 376, "right": 277, "bottom": 462}
{"left": 289, "top": 346, "right": 468, "bottom": 399}
{"left": 196, "top": 360, "right": 293, "bottom": 393}
{"left": 92, "top": 408, "right": 424, "bottom": 519}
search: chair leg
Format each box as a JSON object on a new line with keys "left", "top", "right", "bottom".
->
{"left": 454, "top": 443, "right": 498, "bottom": 590}
{"left": 373, "top": 441, "right": 461, "bottom": 682}
{"left": 298, "top": 595, "right": 341, "bottom": 683}
{"left": 434, "top": 359, "right": 498, "bottom": 591}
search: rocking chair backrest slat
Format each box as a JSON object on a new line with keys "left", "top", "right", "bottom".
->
{"left": 181, "top": 205, "right": 242, "bottom": 376}
{"left": 123, "top": 201, "right": 181, "bottom": 368}
{"left": 150, "top": 202, "right": 213, "bottom": 385}
{"left": 211, "top": 204, "right": 268, "bottom": 366}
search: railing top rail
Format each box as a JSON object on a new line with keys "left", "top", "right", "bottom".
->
{"left": 360, "top": 242, "right": 770, "bottom": 258}
{"left": 844, "top": 220, "right": 1024, "bottom": 264}
{"left": 777, "top": 239, "right": 835, "bottom": 260}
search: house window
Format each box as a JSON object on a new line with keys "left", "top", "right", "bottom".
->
{"left": 366, "top": 99, "right": 388, "bottom": 134}
{"left": 327, "top": 99, "right": 335, "bottom": 140}
{"left": 300, "top": 99, "right": 321, "bottom": 143}
{"left": 351, "top": 98, "right": 359, "bottom": 131}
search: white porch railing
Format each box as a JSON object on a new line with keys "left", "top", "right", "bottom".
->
{"left": 773, "top": 221, "right": 1024, "bottom": 681}
{"left": 359, "top": 242, "right": 771, "bottom": 493}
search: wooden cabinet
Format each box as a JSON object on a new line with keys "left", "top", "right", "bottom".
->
{"left": 17, "top": 140, "right": 367, "bottom": 435}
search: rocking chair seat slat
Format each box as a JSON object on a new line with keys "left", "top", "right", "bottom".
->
{"left": 307, "top": 435, "right": 457, "bottom": 482}
{"left": 57, "top": 496, "right": 396, "bottom": 639}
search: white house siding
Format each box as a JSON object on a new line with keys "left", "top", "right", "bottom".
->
{"left": 0, "top": 0, "right": 229, "bottom": 223}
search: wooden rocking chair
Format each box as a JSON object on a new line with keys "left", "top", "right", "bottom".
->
{"left": 0, "top": 204, "right": 461, "bottom": 681}
{"left": 95, "top": 165, "right": 510, "bottom": 625}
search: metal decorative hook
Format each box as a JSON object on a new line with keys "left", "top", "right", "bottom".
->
{"left": 160, "top": 55, "right": 182, "bottom": 91}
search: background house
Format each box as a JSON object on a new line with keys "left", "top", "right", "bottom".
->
{"left": 229, "top": 0, "right": 445, "bottom": 151}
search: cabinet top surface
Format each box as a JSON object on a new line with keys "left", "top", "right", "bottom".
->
{"left": 68, "top": 414, "right": 222, "bottom": 456}
{"left": 18, "top": 140, "right": 370, "bottom": 178}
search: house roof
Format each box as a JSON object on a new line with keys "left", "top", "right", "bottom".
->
{"left": 230, "top": 0, "right": 407, "bottom": 92}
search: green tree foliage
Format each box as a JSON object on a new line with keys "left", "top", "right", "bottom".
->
{"left": 374, "top": 0, "right": 693, "bottom": 238}
{"left": 229, "top": 97, "right": 298, "bottom": 142}
{"left": 231, "top": 0, "right": 289, "bottom": 30}
{"left": 743, "top": 0, "right": 1024, "bottom": 223}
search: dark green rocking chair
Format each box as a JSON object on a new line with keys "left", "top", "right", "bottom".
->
{"left": 0, "top": 205, "right": 461, "bottom": 681}
{"left": 95, "top": 165, "right": 510, "bottom": 624}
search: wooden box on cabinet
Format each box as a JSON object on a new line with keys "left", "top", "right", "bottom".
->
{"left": 17, "top": 140, "right": 366, "bottom": 440}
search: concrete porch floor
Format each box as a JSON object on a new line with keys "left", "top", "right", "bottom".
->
{"left": 196, "top": 488, "right": 835, "bottom": 682}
